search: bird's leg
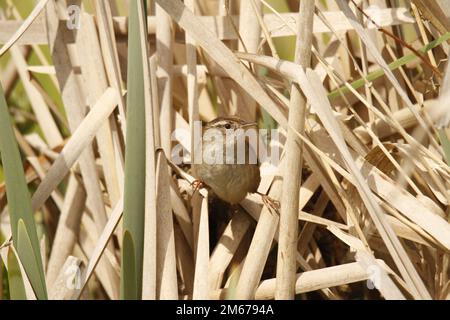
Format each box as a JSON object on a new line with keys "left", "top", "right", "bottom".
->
{"left": 230, "top": 203, "right": 240, "bottom": 215}
{"left": 0, "top": 237, "right": 12, "bottom": 250}
{"left": 256, "top": 192, "right": 280, "bottom": 213}
{"left": 190, "top": 179, "right": 206, "bottom": 195}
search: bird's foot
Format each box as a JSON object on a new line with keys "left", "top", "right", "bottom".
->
{"left": 190, "top": 179, "right": 205, "bottom": 194}
{"left": 257, "top": 192, "right": 280, "bottom": 214}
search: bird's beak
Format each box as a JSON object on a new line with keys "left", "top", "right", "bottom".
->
{"left": 241, "top": 122, "right": 258, "bottom": 129}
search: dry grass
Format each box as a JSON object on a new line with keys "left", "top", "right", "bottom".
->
{"left": 0, "top": 0, "right": 449, "bottom": 300}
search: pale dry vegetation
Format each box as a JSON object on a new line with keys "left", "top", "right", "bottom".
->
{"left": 0, "top": 0, "right": 449, "bottom": 300}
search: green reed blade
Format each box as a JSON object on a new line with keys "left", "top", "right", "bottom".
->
{"left": 0, "top": 84, "right": 47, "bottom": 299}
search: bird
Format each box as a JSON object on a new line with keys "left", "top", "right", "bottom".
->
{"left": 191, "top": 116, "right": 278, "bottom": 209}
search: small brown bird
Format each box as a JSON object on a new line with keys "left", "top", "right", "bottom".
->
{"left": 192, "top": 116, "right": 262, "bottom": 205}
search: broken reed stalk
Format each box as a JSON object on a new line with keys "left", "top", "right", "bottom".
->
{"left": 46, "top": 175, "right": 86, "bottom": 288}
{"left": 208, "top": 209, "right": 251, "bottom": 292}
{"left": 212, "top": 261, "right": 376, "bottom": 300}
{"left": 235, "top": 179, "right": 282, "bottom": 299}
{"left": 276, "top": 0, "right": 315, "bottom": 300}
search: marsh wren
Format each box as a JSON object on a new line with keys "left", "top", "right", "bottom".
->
{"left": 192, "top": 116, "right": 277, "bottom": 208}
{"left": 192, "top": 116, "right": 260, "bottom": 204}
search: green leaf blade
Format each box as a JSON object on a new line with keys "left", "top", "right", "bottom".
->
{"left": 7, "top": 247, "right": 26, "bottom": 300}
{"left": 120, "top": 230, "right": 138, "bottom": 300}
{"left": 16, "top": 219, "right": 47, "bottom": 299}
{"left": 121, "top": 0, "right": 147, "bottom": 299}
{"left": 0, "top": 83, "right": 47, "bottom": 299}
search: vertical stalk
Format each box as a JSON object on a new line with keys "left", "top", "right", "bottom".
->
{"left": 275, "top": 0, "right": 315, "bottom": 300}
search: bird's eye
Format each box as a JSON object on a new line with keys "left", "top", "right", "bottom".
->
{"left": 224, "top": 123, "right": 231, "bottom": 129}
